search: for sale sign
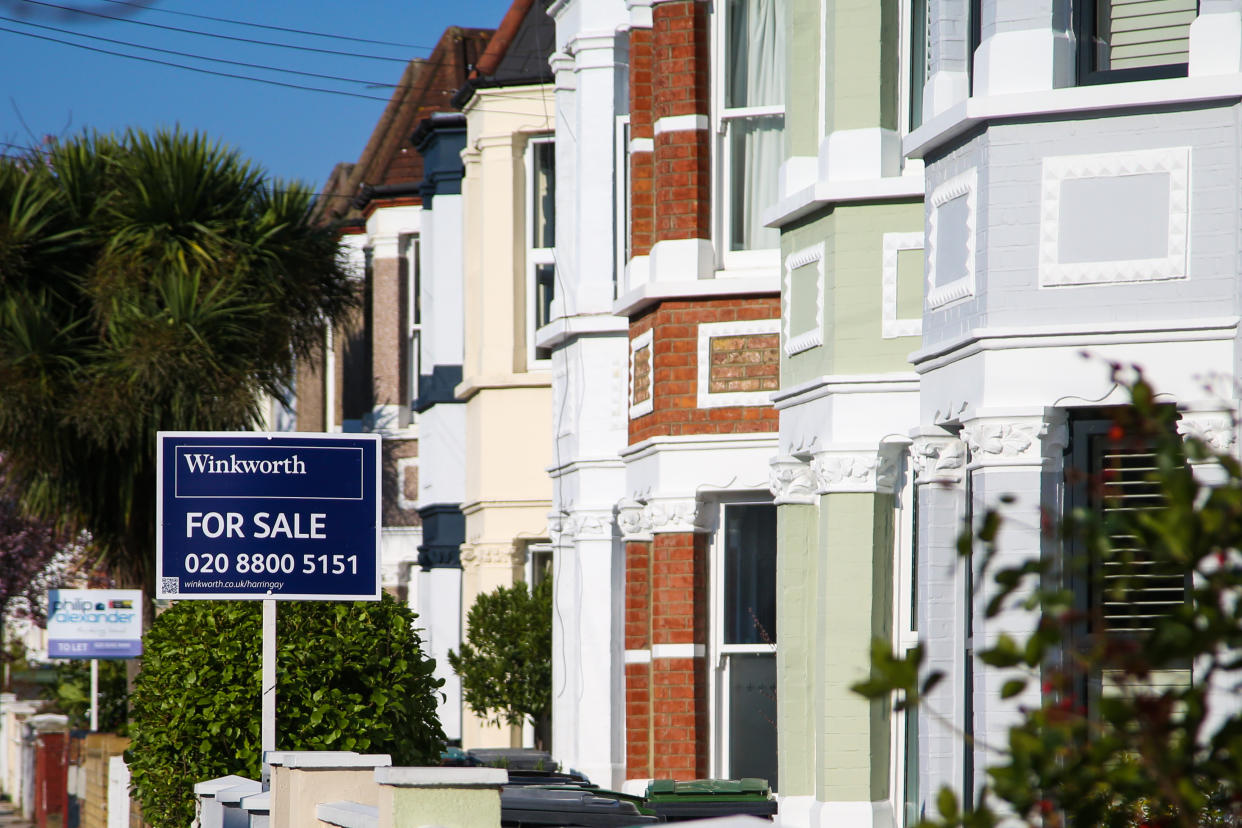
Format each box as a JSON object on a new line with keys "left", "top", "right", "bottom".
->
{"left": 47, "top": 589, "right": 144, "bottom": 658}
{"left": 156, "top": 432, "right": 381, "bottom": 601}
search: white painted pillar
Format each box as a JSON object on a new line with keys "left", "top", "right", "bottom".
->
{"left": 972, "top": 0, "right": 1074, "bottom": 95}
{"left": 1191, "top": 0, "right": 1242, "bottom": 76}
{"left": 909, "top": 427, "right": 968, "bottom": 818}
{"left": 960, "top": 411, "right": 1067, "bottom": 802}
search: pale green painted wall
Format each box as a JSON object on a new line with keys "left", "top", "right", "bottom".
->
{"left": 813, "top": 492, "right": 894, "bottom": 803}
{"left": 780, "top": 200, "right": 923, "bottom": 388}
{"left": 391, "top": 787, "right": 502, "bottom": 828}
{"left": 785, "top": 0, "right": 901, "bottom": 158}
{"left": 827, "top": 0, "right": 901, "bottom": 134}
{"left": 776, "top": 503, "right": 819, "bottom": 797}
{"left": 787, "top": 0, "right": 822, "bottom": 159}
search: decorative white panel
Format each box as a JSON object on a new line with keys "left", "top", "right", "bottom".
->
{"left": 1039, "top": 147, "right": 1190, "bottom": 287}
{"left": 882, "top": 232, "right": 924, "bottom": 339}
{"left": 697, "top": 319, "right": 781, "bottom": 409}
{"left": 629, "top": 328, "right": 654, "bottom": 420}
{"left": 782, "top": 242, "right": 825, "bottom": 355}
{"left": 926, "top": 168, "right": 977, "bottom": 309}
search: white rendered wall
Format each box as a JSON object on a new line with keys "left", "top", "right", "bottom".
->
{"left": 547, "top": 0, "right": 631, "bottom": 788}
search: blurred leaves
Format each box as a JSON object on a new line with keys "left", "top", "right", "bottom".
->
{"left": 856, "top": 366, "right": 1242, "bottom": 828}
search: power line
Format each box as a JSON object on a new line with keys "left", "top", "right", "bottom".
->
{"left": 14, "top": 0, "right": 412, "bottom": 63}
{"left": 0, "top": 14, "right": 398, "bottom": 87}
{"left": 0, "top": 24, "right": 392, "bottom": 102}
{"left": 92, "top": 0, "right": 438, "bottom": 52}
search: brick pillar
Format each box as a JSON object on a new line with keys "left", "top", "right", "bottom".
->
{"left": 650, "top": 531, "right": 709, "bottom": 780}
{"left": 651, "top": 0, "right": 710, "bottom": 247}
{"left": 624, "top": 539, "right": 653, "bottom": 778}
{"left": 629, "top": 23, "right": 654, "bottom": 258}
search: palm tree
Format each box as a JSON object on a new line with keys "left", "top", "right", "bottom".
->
{"left": 0, "top": 129, "right": 356, "bottom": 607}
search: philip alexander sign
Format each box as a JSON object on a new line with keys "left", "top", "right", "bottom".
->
{"left": 47, "top": 589, "right": 143, "bottom": 658}
{"left": 156, "top": 432, "right": 381, "bottom": 601}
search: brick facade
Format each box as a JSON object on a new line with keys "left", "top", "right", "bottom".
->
{"left": 622, "top": 0, "right": 777, "bottom": 783}
{"left": 629, "top": 297, "right": 781, "bottom": 444}
{"left": 625, "top": 533, "right": 710, "bottom": 780}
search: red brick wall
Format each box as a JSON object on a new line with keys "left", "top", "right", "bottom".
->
{"left": 651, "top": 0, "right": 711, "bottom": 244}
{"left": 629, "top": 297, "right": 781, "bottom": 444}
{"left": 625, "top": 532, "right": 710, "bottom": 780}
{"left": 652, "top": 0, "right": 709, "bottom": 119}
{"left": 625, "top": 538, "right": 652, "bottom": 777}
{"left": 630, "top": 25, "right": 654, "bottom": 257}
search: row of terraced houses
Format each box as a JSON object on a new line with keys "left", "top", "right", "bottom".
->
{"left": 284, "top": 0, "right": 1242, "bottom": 826}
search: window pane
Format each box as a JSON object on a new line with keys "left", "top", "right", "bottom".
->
{"left": 726, "top": 0, "right": 785, "bottom": 109}
{"left": 727, "top": 652, "right": 778, "bottom": 790}
{"left": 535, "top": 263, "right": 555, "bottom": 331}
{"left": 532, "top": 141, "right": 555, "bottom": 248}
{"left": 729, "top": 115, "right": 784, "bottom": 252}
{"left": 903, "top": 704, "right": 920, "bottom": 826}
{"left": 909, "top": 0, "right": 927, "bottom": 131}
{"left": 724, "top": 503, "right": 777, "bottom": 645}
{"left": 1091, "top": 0, "right": 1195, "bottom": 72}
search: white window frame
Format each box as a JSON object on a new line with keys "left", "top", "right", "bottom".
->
{"left": 712, "top": 0, "right": 785, "bottom": 275}
{"left": 898, "top": 0, "right": 928, "bottom": 175}
{"left": 889, "top": 453, "right": 921, "bottom": 826}
{"left": 401, "top": 233, "right": 422, "bottom": 411}
{"left": 525, "top": 135, "right": 556, "bottom": 369}
{"left": 615, "top": 115, "right": 631, "bottom": 301}
{"left": 707, "top": 497, "right": 778, "bottom": 783}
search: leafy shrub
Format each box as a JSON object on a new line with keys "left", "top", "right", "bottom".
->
{"left": 448, "top": 578, "right": 551, "bottom": 733}
{"left": 48, "top": 658, "right": 129, "bottom": 733}
{"left": 126, "top": 595, "right": 445, "bottom": 827}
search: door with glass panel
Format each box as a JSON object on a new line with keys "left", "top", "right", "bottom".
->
{"left": 713, "top": 502, "right": 778, "bottom": 789}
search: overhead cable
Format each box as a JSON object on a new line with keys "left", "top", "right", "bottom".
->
{"left": 15, "top": 0, "right": 411, "bottom": 62}
{"left": 0, "top": 24, "right": 392, "bottom": 101}
{"left": 92, "top": 0, "right": 437, "bottom": 51}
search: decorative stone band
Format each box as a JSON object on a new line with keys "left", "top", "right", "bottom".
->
{"left": 458, "top": 543, "right": 525, "bottom": 571}
{"left": 624, "top": 649, "right": 652, "bottom": 665}
{"left": 617, "top": 497, "right": 710, "bottom": 538}
{"left": 651, "top": 643, "right": 705, "bottom": 659}
{"left": 960, "top": 414, "right": 1068, "bottom": 470}
{"left": 769, "top": 456, "right": 816, "bottom": 504}
{"left": 909, "top": 429, "right": 966, "bottom": 485}
{"left": 551, "top": 509, "right": 616, "bottom": 542}
{"left": 1177, "top": 409, "right": 1238, "bottom": 487}
{"left": 808, "top": 448, "right": 902, "bottom": 495}
{"left": 1176, "top": 410, "right": 1238, "bottom": 456}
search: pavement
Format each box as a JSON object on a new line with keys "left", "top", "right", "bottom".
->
{"left": 0, "top": 801, "right": 32, "bottom": 827}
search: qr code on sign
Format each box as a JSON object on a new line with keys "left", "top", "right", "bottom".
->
{"left": 161, "top": 577, "right": 179, "bottom": 595}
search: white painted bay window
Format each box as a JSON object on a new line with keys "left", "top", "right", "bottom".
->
{"left": 526, "top": 136, "right": 556, "bottom": 365}
{"left": 712, "top": 501, "right": 779, "bottom": 790}
{"left": 716, "top": 0, "right": 785, "bottom": 268}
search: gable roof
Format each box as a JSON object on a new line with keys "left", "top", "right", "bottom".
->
{"left": 312, "top": 25, "right": 493, "bottom": 226}
{"left": 452, "top": 0, "right": 554, "bottom": 107}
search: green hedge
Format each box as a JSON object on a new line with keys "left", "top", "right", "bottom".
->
{"left": 126, "top": 595, "right": 445, "bottom": 827}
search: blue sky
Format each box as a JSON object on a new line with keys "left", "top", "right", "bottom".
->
{"left": 0, "top": 0, "right": 515, "bottom": 189}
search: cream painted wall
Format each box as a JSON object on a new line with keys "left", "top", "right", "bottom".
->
{"left": 457, "top": 83, "right": 555, "bottom": 750}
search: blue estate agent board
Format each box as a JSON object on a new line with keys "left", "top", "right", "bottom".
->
{"left": 156, "top": 432, "right": 381, "bottom": 601}
{"left": 47, "top": 589, "right": 144, "bottom": 658}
